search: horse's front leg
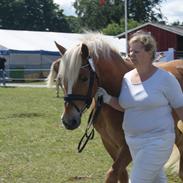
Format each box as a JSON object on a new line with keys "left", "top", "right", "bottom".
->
{"left": 105, "top": 142, "right": 132, "bottom": 183}
{"left": 101, "top": 138, "right": 129, "bottom": 183}
{"left": 95, "top": 106, "right": 131, "bottom": 183}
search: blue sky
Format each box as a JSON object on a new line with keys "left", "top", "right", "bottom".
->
{"left": 53, "top": 0, "right": 183, "bottom": 24}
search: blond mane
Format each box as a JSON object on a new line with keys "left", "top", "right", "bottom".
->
{"left": 59, "top": 32, "right": 120, "bottom": 87}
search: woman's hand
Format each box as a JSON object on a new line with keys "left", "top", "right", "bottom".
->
{"left": 95, "top": 87, "right": 124, "bottom": 112}
{"left": 95, "top": 87, "right": 112, "bottom": 104}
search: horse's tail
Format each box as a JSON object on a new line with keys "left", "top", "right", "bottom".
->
{"left": 47, "top": 61, "right": 58, "bottom": 88}
{"left": 164, "top": 120, "right": 183, "bottom": 174}
{"left": 164, "top": 144, "right": 180, "bottom": 174}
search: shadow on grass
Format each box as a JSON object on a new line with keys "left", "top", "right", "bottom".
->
{"left": 0, "top": 86, "right": 16, "bottom": 88}
{"left": 2, "top": 112, "right": 45, "bottom": 119}
{"left": 65, "top": 175, "right": 94, "bottom": 182}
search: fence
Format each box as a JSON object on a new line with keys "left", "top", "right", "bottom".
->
{"left": 5, "top": 68, "right": 50, "bottom": 82}
{"left": 3, "top": 52, "right": 183, "bottom": 82}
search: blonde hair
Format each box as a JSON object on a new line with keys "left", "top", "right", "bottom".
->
{"left": 129, "top": 31, "right": 157, "bottom": 60}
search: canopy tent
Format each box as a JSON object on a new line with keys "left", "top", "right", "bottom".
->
{"left": 0, "top": 29, "right": 126, "bottom": 79}
{"left": 0, "top": 29, "right": 126, "bottom": 52}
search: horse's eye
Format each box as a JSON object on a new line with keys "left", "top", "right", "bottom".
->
{"left": 79, "top": 75, "right": 88, "bottom": 82}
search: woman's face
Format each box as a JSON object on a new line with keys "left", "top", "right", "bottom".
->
{"left": 129, "top": 41, "right": 151, "bottom": 65}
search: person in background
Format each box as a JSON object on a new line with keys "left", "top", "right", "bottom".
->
{"left": 96, "top": 31, "right": 183, "bottom": 183}
{"left": 0, "top": 56, "right": 7, "bottom": 86}
{"left": 155, "top": 52, "right": 165, "bottom": 62}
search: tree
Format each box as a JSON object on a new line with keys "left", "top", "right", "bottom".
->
{"left": 171, "top": 21, "right": 183, "bottom": 26}
{"left": 74, "top": 0, "right": 124, "bottom": 30}
{"left": 128, "top": 0, "right": 164, "bottom": 22}
{"left": 102, "top": 22, "right": 122, "bottom": 35}
{"left": 73, "top": 0, "right": 164, "bottom": 31}
{"left": 102, "top": 19, "right": 140, "bottom": 35}
{"left": 0, "top": 0, "right": 70, "bottom": 32}
{"left": 66, "top": 16, "right": 82, "bottom": 33}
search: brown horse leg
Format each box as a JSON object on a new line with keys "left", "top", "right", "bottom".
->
{"left": 101, "top": 139, "right": 129, "bottom": 183}
{"left": 56, "top": 84, "right": 59, "bottom": 97}
{"left": 56, "top": 78, "right": 61, "bottom": 98}
{"left": 117, "top": 144, "right": 131, "bottom": 183}
{"left": 100, "top": 138, "right": 120, "bottom": 183}
{"left": 106, "top": 168, "right": 128, "bottom": 183}
{"left": 105, "top": 141, "right": 131, "bottom": 183}
{"left": 94, "top": 107, "right": 131, "bottom": 183}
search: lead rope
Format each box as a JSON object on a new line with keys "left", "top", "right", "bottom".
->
{"left": 77, "top": 96, "right": 103, "bottom": 153}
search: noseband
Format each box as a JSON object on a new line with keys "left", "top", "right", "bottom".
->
{"left": 63, "top": 59, "right": 97, "bottom": 116}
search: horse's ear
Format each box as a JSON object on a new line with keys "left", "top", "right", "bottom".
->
{"left": 54, "top": 41, "right": 66, "bottom": 55}
{"left": 81, "top": 44, "right": 89, "bottom": 59}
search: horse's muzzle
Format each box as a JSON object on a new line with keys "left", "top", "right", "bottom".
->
{"left": 61, "top": 117, "right": 81, "bottom": 130}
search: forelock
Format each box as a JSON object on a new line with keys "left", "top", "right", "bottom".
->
{"left": 60, "top": 45, "right": 82, "bottom": 87}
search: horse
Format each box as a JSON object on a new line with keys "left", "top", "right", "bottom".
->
{"left": 47, "top": 58, "right": 61, "bottom": 97}
{"left": 47, "top": 32, "right": 183, "bottom": 182}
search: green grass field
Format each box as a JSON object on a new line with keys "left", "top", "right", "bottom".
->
{"left": 0, "top": 87, "right": 181, "bottom": 182}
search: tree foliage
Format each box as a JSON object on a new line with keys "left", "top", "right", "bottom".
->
{"left": 74, "top": 0, "right": 164, "bottom": 31}
{"left": 102, "top": 19, "right": 140, "bottom": 35}
{"left": 128, "top": 0, "right": 164, "bottom": 22}
{"left": 0, "top": 0, "right": 169, "bottom": 34}
{"left": 66, "top": 16, "right": 82, "bottom": 33}
{"left": 171, "top": 21, "right": 183, "bottom": 26}
{"left": 0, "top": 0, "right": 70, "bottom": 32}
{"left": 74, "top": 0, "right": 124, "bottom": 30}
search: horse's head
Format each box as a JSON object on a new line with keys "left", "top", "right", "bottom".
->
{"left": 55, "top": 33, "right": 134, "bottom": 130}
{"left": 55, "top": 42, "right": 98, "bottom": 130}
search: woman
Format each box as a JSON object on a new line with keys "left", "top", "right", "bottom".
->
{"left": 96, "top": 31, "right": 183, "bottom": 183}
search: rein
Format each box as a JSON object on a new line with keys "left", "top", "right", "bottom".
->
{"left": 77, "top": 96, "right": 103, "bottom": 153}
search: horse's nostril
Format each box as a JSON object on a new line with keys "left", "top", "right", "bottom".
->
{"left": 71, "top": 119, "right": 77, "bottom": 126}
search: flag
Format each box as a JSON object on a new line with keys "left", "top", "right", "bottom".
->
{"left": 99, "top": 0, "right": 106, "bottom": 6}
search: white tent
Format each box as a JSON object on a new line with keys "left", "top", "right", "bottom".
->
{"left": 0, "top": 29, "right": 126, "bottom": 52}
{"left": 0, "top": 29, "right": 126, "bottom": 79}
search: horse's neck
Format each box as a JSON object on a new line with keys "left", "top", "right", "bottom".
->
{"left": 97, "top": 57, "right": 133, "bottom": 97}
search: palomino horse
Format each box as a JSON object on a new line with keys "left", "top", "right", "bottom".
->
{"left": 47, "top": 33, "right": 183, "bottom": 182}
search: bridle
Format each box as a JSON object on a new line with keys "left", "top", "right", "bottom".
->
{"left": 63, "top": 57, "right": 103, "bottom": 153}
{"left": 63, "top": 57, "right": 97, "bottom": 116}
